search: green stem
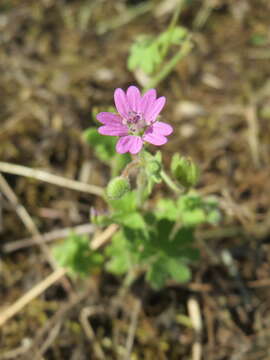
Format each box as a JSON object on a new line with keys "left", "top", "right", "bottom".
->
{"left": 121, "top": 159, "right": 140, "bottom": 178}
{"left": 136, "top": 168, "right": 147, "bottom": 208}
{"left": 136, "top": 151, "right": 148, "bottom": 208}
{"left": 160, "top": 0, "right": 185, "bottom": 60}
{"left": 145, "top": 35, "right": 193, "bottom": 90}
{"left": 160, "top": 170, "right": 181, "bottom": 193}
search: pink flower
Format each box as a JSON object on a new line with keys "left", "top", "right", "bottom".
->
{"left": 97, "top": 86, "right": 173, "bottom": 154}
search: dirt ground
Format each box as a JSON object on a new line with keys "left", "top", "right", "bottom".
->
{"left": 0, "top": 0, "right": 270, "bottom": 359}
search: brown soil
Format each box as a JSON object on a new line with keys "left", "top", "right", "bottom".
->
{"left": 1, "top": 1, "right": 270, "bottom": 359}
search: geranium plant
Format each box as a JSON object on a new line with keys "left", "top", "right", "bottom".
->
{"left": 54, "top": 4, "right": 220, "bottom": 289}
{"left": 54, "top": 85, "right": 220, "bottom": 289}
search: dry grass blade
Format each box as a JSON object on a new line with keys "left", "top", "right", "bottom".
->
{"left": 0, "top": 174, "right": 73, "bottom": 293}
{"left": 124, "top": 299, "right": 141, "bottom": 360}
{"left": 188, "top": 297, "right": 203, "bottom": 360}
{"left": 4, "top": 223, "right": 95, "bottom": 253}
{"left": 80, "top": 307, "right": 106, "bottom": 360}
{"left": 245, "top": 104, "right": 261, "bottom": 167}
{"left": 91, "top": 223, "right": 119, "bottom": 250}
{"left": 0, "top": 268, "right": 67, "bottom": 328}
{"left": 0, "top": 223, "right": 118, "bottom": 328}
{"left": 0, "top": 162, "right": 104, "bottom": 197}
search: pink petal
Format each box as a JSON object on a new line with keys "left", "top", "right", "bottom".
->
{"left": 143, "top": 125, "right": 168, "bottom": 146}
{"left": 145, "top": 96, "right": 166, "bottom": 124}
{"left": 98, "top": 124, "right": 128, "bottom": 136}
{"left": 116, "top": 135, "right": 143, "bottom": 154}
{"left": 126, "top": 86, "right": 141, "bottom": 113}
{"left": 96, "top": 112, "right": 122, "bottom": 125}
{"left": 114, "top": 88, "right": 130, "bottom": 118}
{"left": 151, "top": 121, "right": 173, "bottom": 136}
{"left": 129, "top": 136, "right": 143, "bottom": 154}
{"left": 143, "top": 133, "right": 168, "bottom": 146}
{"left": 140, "top": 89, "right": 156, "bottom": 117}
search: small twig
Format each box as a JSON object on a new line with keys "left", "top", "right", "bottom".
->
{"left": 248, "top": 278, "right": 270, "bottom": 288}
{"left": 124, "top": 299, "right": 141, "bottom": 360}
{"left": 0, "top": 174, "right": 40, "bottom": 238}
{"left": 80, "top": 307, "right": 106, "bottom": 360}
{"left": 96, "top": 2, "right": 153, "bottom": 35}
{"left": 221, "top": 249, "right": 252, "bottom": 309}
{"left": 91, "top": 223, "right": 119, "bottom": 250}
{"left": 0, "top": 341, "right": 32, "bottom": 360}
{"left": 160, "top": 0, "right": 185, "bottom": 59}
{"left": 0, "top": 161, "right": 104, "bottom": 197}
{"left": 0, "top": 174, "right": 73, "bottom": 293}
{"left": 193, "top": 0, "right": 215, "bottom": 29}
{"left": 4, "top": 223, "right": 95, "bottom": 253}
{"left": 29, "top": 288, "right": 93, "bottom": 358}
{"left": 38, "top": 321, "right": 62, "bottom": 358}
{"left": 187, "top": 297, "right": 202, "bottom": 360}
{"left": 0, "top": 267, "right": 67, "bottom": 328}
{"left": 0, "top": 224, "right": 118, "bottom": 328}
{"left": 245, "top": 104, "right": 261, "bottom": 167}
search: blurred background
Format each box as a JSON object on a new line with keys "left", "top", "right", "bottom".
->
{"left": 0, "top": 0, "right": 270, "bottom": 359}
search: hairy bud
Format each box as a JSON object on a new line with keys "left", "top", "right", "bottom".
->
{"left": 106, "top": 176, "right": 130, "bottom": 200}
{"left": 171, "top": 154, "right": 199, "bottom": 188}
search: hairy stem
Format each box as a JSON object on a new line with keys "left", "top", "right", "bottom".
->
{"left": 160, "top": 170, "right": 181, "bottom": 193}
{"left": 145, "top": 35, "right": 193, "bottom": 90}
{"left": 136, "top": 151, "right": 148, "bottom": 208}
{"left": 121, "top": 159, "right": 140, "bottom": 178}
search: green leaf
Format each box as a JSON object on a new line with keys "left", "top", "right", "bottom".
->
{"left": 179, "top": 247, "right": 200, "bottom": 261}
{"left": 105, "top": 231, "right": 131, "bottom": 274}
{"left": 128, "top": 36, "right": 162, "bottom": 75}
{"left": 204, "top": 196, "right": 221, "bottom": 224}
{"left": 156, "top": 219, "right": 174, "bottom": 240}
{"left": 53, "top": 233, "right": 103, "bottom": 277}
{"left": 128, "top": 36, "right": 157, "bottom": 75}
{"left": 113, "top": 212, "right": 146, "bottom": 230}
{"left": 207, "top": 209, "right": 221, "bottom": 224}
{"left": 182, "top": 208, "right": 206, "bottom": 226}
{"left": 158, "top": 26, "right": 187, "bottom": 46}
{"left": 146, "top": 256, "right": 191, "bottom": 289}
{"left": 127, "top": 26, "right": 188, "bottom": 76}
{"left": 173, "top": 227, "right": 195, "bottom": 247}
{"left": 166, "top": 258, "right": 191, "bottom": 283}
{"left": 177, "top": 192, "right": 221, "bottom": 226}
{"left": 156, "top": 198, "right": 178, "bottom": 221}
{"left": 154, "top": 221, "right": 198, "bottom": 262}
{"left": 146, "top": 259, "right": 168, "bottom": 290}
{"left": 83, "top": 127, "right": 116, "bottom": 164}
{"left": 83, "top": 127, "right": 130, "bottom": 173}
{"left": 250, "top": 33, "right": 268, "bottom": 46}
{"left": 109, "top": 190, "right": 137, "bottom": 213}
{"left": 177, "top": 193, "right": 205, "bottom": 226}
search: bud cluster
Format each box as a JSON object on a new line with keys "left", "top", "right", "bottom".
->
{"left": 171, "top": 154, "right": 200, "bottom": 188}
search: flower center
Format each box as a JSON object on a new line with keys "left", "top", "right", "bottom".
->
{"left": 123, "top": 111, "right": 147, "bottom": 135}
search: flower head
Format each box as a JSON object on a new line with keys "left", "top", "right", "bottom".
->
{"left": 97, "top": 86, "right": 173, "bottom": 154}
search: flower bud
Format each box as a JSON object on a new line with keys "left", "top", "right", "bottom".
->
{"left": 146, "top": 160, "right": 162, "bottom": 183}
{"left": 147, "top": 160, "right": 161, "bottom": 176}
{"left": 171, "top": 154, "right": 199, "bottom": 188}
{"left": 106, "top": 176, "right": 130, "bottom": 200}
